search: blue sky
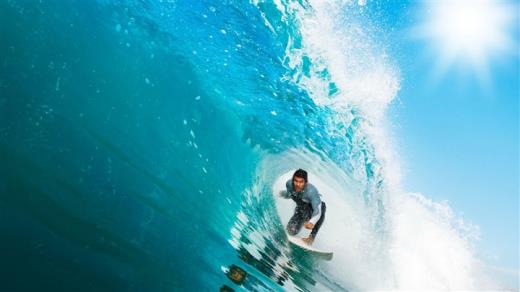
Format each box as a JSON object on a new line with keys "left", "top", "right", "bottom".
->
{"left": 375, "top": 0, "right": 519, "bottom": 286}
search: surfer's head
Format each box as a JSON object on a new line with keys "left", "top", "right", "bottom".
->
{"left": 292, "top": 169, "right": 308, "bottom": 192}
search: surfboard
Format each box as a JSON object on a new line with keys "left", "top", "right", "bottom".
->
{"left": 286, "top": 233, "right": 334, "bottom": 260}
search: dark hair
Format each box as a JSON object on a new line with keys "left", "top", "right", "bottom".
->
{"left": 293, "top": 169, "right": 308, "bottom": 182}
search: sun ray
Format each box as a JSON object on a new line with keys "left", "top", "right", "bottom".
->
{"left": 414, "top": 0, "right": 517, "bottom": 83}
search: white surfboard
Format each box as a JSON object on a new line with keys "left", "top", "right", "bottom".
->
{"left": 286, "top": 233, "right": 334, "bottom": 260}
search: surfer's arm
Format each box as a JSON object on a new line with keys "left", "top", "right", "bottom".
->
{"left": 279, "top": 179, "right": 293, "bottom": 198}
{"left": 308, "top": 193, "right": 322, "bottom": 225}
{"left": 278, "top": 190, "right": 290, "bottom": 198}
{"left": 278, "top": 179, "right": 294, "bottom": 199}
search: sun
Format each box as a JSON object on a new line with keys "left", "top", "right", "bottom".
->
{"left": 415, "top": 0, "right": 517, "bottom": 80}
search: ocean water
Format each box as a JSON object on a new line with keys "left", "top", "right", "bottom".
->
{"left": 1, "top": 0, "right": 494, "bottom": 291}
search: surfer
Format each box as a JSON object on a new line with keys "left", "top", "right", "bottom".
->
{"left": 279, "top": 169, "right": 326, "bottom": 245}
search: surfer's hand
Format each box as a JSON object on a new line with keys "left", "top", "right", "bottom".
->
{"left": 278, "top": 190, "right": 287, "bottom": 197}
{"left": 304, "top": 222, "right": 314, "bottom": 229}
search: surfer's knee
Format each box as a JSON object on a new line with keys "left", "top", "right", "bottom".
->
{"left": 286, "top": 225, "right": 298, "bottom": 235}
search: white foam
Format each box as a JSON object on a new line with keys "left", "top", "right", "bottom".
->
{"left": 262, "top": 150, "right": 495, "bottom": 290}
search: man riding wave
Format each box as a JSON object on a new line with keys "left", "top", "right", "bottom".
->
{"left": 279, "top": 169, "right": 326, "bottom": 245}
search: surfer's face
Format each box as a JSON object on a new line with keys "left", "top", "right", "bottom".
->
{"left": 293, "top": 176, "right": 306, "bottom": 192}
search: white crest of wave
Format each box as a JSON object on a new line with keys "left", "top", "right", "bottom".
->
{"left": 282, "top": 0, "right": 400, "bottom": 122}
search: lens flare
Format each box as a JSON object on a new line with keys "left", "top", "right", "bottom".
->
{"left": 416, "top": 0, "right": 516, "bottom": 78}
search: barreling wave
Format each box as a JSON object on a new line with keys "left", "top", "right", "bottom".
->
{"left": 0, "top": 0, "right": 498, "bottom": 290}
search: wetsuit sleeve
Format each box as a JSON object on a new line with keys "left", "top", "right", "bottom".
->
{"left": 279, "top": 179, "right": 292, "bottom": 198}
{"left": 308, "top": 188, "right": 322, "bottom": 225}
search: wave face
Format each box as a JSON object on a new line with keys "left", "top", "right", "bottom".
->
{"left": 1, "top": 0, "right": 493, "bottom": 291}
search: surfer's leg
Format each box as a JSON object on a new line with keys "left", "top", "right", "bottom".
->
{"left": 286, "top": 214, "right": 304, "bottom": 235}
{"left": 310, "top": 202, "right": 326, "bottom": 239}
{"left": 286, "top": 205, "right": 307, "bottom": 235}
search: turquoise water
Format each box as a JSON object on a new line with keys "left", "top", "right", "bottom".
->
{"left": 2, "top": 0, "right": 486, "bottom": 291}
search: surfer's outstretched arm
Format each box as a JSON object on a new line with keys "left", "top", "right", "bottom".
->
{"left": 278, "top": 179, "right": 293, "bottom": 199}
{"left": 278, "top": 190, "right": 290, "bottom": 198}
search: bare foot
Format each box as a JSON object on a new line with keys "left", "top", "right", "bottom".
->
{"left": 302, "top": 236, "right": 314, "bottom": 245}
